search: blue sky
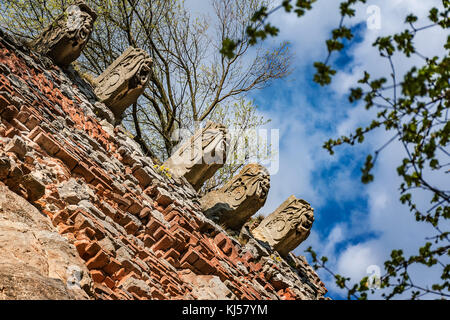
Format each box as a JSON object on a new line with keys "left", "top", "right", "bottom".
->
{"left": 188, "top": 0, "right": 448, "bottom": 299}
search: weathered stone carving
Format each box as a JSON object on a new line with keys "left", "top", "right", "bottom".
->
{"left": 31, "top": 1, "right": 97, "bottom": 67}
{"left": 163, "top": 121, "right": 230, "bottom": 191}
{"left": 201, "top": 163, "right": 270, "bottom": 230}
{"left": 251, "top": 195, "right": 314, "bottom": 257}
{"left": 93, "top": 47, "right": 153, "bottom": 121}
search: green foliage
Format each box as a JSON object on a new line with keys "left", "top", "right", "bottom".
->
{"left": 220, "top": 0, "right": 317, "bottom": 59}
{"left": 315, "top": 3, "right": 449, "bottom": 300}
{"left": 222, "top": 0, "right": 450, "bottom": 300}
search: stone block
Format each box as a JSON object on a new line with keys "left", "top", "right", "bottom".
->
{"left": 5, "top": 136, "right": 27, "bottom": 158}
{"left": 86, "top": 250, "right": 110, "bottom": 270}
{"left": 34, "top": 132, "right": 60, "bottom": 155}
{"left": 152, "top": 234, "right": 174, "bottom": 252}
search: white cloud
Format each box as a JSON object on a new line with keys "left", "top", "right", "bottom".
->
{"left": 337, "top": 242, "right": 383, "bottom": 281}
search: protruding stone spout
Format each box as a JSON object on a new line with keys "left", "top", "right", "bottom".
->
{"left": 163, "top": 121, "right": 230, "bottom": 191}
{"left": 201, "top": 163, "right": 270, "bottom": 230}
{"left": 30, "top": 1, "right": 97, "bottom": 67}
{"left": 251, "top": 195, "right": 314, "bottom": 257}
{"left": 93, "top": 47, "right": 153, "bottom": 122}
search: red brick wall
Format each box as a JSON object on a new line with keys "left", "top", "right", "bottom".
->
{"left": 0, "top": 31, "right": 327, "bottom": 300}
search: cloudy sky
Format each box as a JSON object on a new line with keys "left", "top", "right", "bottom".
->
{"left": 187, "top": 0, "right": 448, "bottom": 299}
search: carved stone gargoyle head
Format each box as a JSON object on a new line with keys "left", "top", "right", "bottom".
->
{"left": 31, "top": 1, "right": 97, "bottom": 67}
{"left": 251, "top": 195, "right": 314, "bottom": 257}
{"left": 93, "top": 47, "right": 153, "bottom": 122}
{"left": 201, "top": 163, "right": 270, "bottom": 230}
{"left": 163, "top": 121, "right": 230, "bottom": 191}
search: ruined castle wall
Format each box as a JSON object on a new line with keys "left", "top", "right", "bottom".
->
{"left": 0, "top": 30, "right": 326, "bottom": 300}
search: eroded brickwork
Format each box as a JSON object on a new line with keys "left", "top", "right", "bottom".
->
{"left": 0, "top": 29, "right": 327, "bottom": 300}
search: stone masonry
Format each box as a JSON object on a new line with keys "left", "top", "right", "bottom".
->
{"left": 0, "top": 7, "right": 327, "bottom": 300}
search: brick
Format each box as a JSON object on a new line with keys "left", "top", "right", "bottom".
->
{"left": 163, "top": 248, "right": 180, "bottom": 261}
{"left": 250, "top": 262, "right": 263, "bottom": 272}
{"left": 16, "top": 110, "right": 30, "bottom": 123}
{"left": 34, "top": 132, "right": 60, "bottom": 155}
{"left": 0, "top": 95, "right": 9, "bottom": 109}
{"left": 27, "top": 126, "right": 45, "bottom": 140}
{"left": 151, "top": 234, "right": 174, "bottom": 252}
{"left": 104, "top": 276, "right": 116, "bottom": 290}
{"left": 86, "top": 250, "right": 110, "bottom": 270}
{"left": 55, "top": 148, "right": 78, "bottom": 171}
{"left": 74, "top": 240, "right": 90, "bottom": 257}
{"left": 150, "top": 287, "right": 166, "bottom": 300}
{"left": 180, "top": 247, "right": 200, "bottom": 265}
{"left": 93, "top": 282, "right": 114, "bottom": 298}
{"left": 166, "top": 283, "right": 182, "bottom": 296}
{"left": 73, "top": 163, "right": 95, "bottom": 183}
{"left": 153, "top": 226, "right": 167, "bottom": 241}
{"left": 139, "top": 207, "right": 151, "bottom": 219}
{"left": 5, "top": 127, "right": 18, "bottom": 138}
{"left": 10, "top": 119, "right": 27, "bottom": 133}
{"left": 104, "top": 258, "right": 122, "bottom": 276}
{"left": 1, "top": 104, "right": 18, "bottom": 122}
{"left": 165, "top": 257, "right": 179, "bottom": 268}
{"left": 155, "top": 188, "right": 173, "bottom": 207}
{"left": 84, "top": 227, "right": 96, "bottom": 240}
{"left": 85, "top": 241, "right": 102, "bottom": 257}
{"left": 144, "top": 185, "right": 158, "bottom": 197}
{"left": 58, "top": 224, "right": 74, "bottom": 234}
{"left": 193, "top": 256, "right": 215, "bottom": 275}
{"left": 113, "top": 210, "right": 126, "bottom": 225}
{"left": 143, "top": 234, "right": 155, "bottom": 248}
{"left": 241, "top": 251, "right": 254, "bottom": 264}
{"left": 51, "top": 210, "right": 69, "bottom": 227}
{"left": 132, "top": 167, "right": 152, "bottom": 188}
{"left": 24, "top": 115, "right": 40, "bottom": 130}
{"left": 137, "top": 249, "right": 150, "bottom": 261}
{"left": 222, "top": 240, "right": 234, "bottom": 256}
{"left": 74, "top": 212, "right": 95, "bottom": 231}
{"left": 162, "top": 205, "right": 177, "bottom": 218}
{"left": 214, "top": 233, "right": 228, "bottom": 249}
{"left": 99, "top": 202, "right": 117, "bottom": 219}
{"left": 114, "top": 268, "right": 127, "bottom": 281}
{"left": 188, "top": 234, "right": 199, "bottom": 247}
{"left": 214, "top": 268, "right": 230, "bottom": 283}
{"left": 124, "top": 221, "right": 139, "bottom": 235}
{"left": 127, "top": 202, "right": 143, "bottom": 215}
{"left": 146, "top": 217, "right": 165, "bottom": 236}
{"left": 91, "top": 167, "right": 113, "bottom": 185}
{"left": 90, "top": 270, "right": 105, "bottom": 283}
